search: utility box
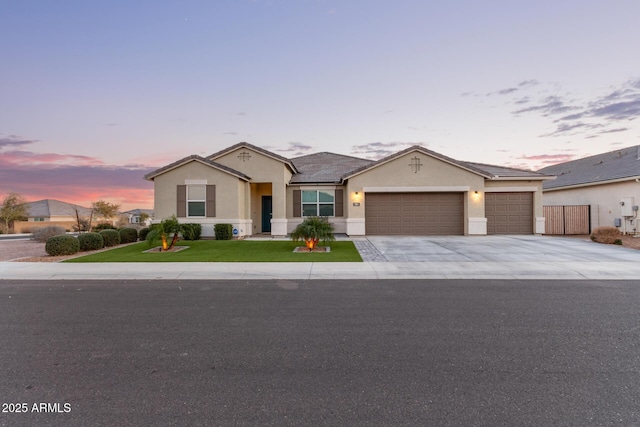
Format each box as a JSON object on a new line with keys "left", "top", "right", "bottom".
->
{"left": 621, "top": 197, "right": 634, "bottom": 217}
{"left": 614, "top": 218, "right": 622, "bottom": 227}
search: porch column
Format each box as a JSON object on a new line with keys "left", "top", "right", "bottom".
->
{"left": 271, "top": 183, "right": 288, "bottom": 236}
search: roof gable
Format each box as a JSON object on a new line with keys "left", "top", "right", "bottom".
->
{"left": 144, "top": 155, "right": 250, "bottom": 181}
{"left": 208, "top": 142, "right": 298, "bottom": 174}
{"left": 342, "top": 145, "right": 494, "bottom": 180}
{"left": 538, "top": 145, "right": 640, "bottom": 190}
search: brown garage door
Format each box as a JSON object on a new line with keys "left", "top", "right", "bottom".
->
{"left": 365, "top": 192, "right": 464, "bottom": 235}
{"left": 485, "top": 192, "right": 533, "bottom": 234}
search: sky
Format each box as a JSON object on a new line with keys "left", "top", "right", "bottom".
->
{"left": 1, "top": 0, "right": 640, "bottom": 211}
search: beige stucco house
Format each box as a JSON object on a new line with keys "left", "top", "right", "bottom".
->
{"left": 145, "top": 142, "right": 554, "bottom": 237}
{"left": 539, "top": 145, "right": 640, "bottom": 234}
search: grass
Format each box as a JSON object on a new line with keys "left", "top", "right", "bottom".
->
{"left": 63, "top": 240, "right": 363, "bottom": 263}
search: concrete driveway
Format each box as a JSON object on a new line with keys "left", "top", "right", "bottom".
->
{"left": 363, "top": 235, "right": 640, "bottom": 262}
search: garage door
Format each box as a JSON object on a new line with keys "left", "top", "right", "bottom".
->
{"left": 485, "top": 192, "right": 533, "bottom": 234}
{"left": 365, "top": 192, "right": 464, "bottom": 235}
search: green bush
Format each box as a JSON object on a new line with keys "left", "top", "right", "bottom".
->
{"left": 139, "top": 227, "right": 151, "bottom": 241}
{"left": 214, "top": 223, "right": 233, "bottom": 240}
{"left": 614, "top": 239, "right": 623, "bottom": 245}
{"left": 78, "top": 232, "right": 104, "bottom": 251}
{"left": 93, "top": 222, "right": 116, "bottom": 231}
{"left": 119, "top": 227, "right": 138, "bottom": 244}
{"left": 99, "top": 229, "right": 121, "bottom": 247}
{"left": 32, "top": 225, "right": 67, "bottom": 243}
{"left": 181, "top": 223, "right": 202, "bottom": 240}
{"left": 45, "top": 235, "right": 80, "bottom": 256}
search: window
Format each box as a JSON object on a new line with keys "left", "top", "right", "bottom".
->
{"left": 34, "top": 217, "right": 45, "bottom": 222}
{"left": 187, "top": 185, "right": 206, "bottom": 217}
{"left": 302, "top": 190, "right": 334, "bottom": 216}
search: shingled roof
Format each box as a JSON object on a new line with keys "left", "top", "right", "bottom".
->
{"left": 24, "top": 199, "right": 92, "bottom": 217}
{"left": 463, "top": 161, "right": 554, "bottom": 180}
{"left": 290, "top": 152, "right": 374, "bottom": 183}
{"left": 538, "top": 145, "right": 640, "bottom": 190}
{"left": 144, "top": 155, "right": 250, "bottom": 181}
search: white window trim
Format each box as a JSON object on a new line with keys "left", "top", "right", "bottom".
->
{"left": 301, "top": 189, "right": 335, "bottom": 217}
{"left": 187, "top": 185, "right": 206, "bottom": 218}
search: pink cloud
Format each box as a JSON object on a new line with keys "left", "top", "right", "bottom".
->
{"left": 0, "top": 150, "right": 105, "bottom": 167}
{"left": 0, "top": 150, "right": 156, "bottom": 211}
{"left": 517, "top": 153, "right": 575, "bottom": 164}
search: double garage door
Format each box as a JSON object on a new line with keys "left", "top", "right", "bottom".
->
{"left": 365, "top": 191, "right": 533, "bottom": 235}
{"left": 365, "top": 193, "right": 464, "bottom": 235}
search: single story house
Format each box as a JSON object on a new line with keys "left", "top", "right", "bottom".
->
{"left": 122, "top": 208, "right": 155, "bottom": 226}
{"left": 13, "top": 199, "right": 93, "bottom": 233}
{"left": 538, "top": 145, "right": 640, "bottom": 234}
{"left": 144, "top": 142, "right": 554, "bottom": 237}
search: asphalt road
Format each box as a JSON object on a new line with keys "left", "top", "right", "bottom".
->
{"left": 1, "top": 279, "right": 639, "bottom": 426}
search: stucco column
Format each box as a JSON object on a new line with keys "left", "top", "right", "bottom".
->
{"left": 271, "top": 183, "right": 288, "bottom": 236}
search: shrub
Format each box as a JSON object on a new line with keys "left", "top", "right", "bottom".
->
{"left": 290, "top": 216, "right": 335, "bottom": 249}
{"left": 78, "top": 232, "right": 104, "bottom": 251}
{"left": 181, "top": 223, "right": 202, "bottom": 240}
{"left": 614, "top": 239, "right": 623, "bottom": 245}
{"left": 119, "top": 227, "right": 138, "bottom": 244}
{"left": 590, "top": 226, "right": 621, "bottom": 244}
{"left": 139, "top": 227, "right": 151, "bottom": 241}
{"left": 32, "top": 225, "right": 67, "bottom": 243}
{"left": 45, "top": 235, "right": 80, "bottom": 256}
{"left": 214, "top": 223, "right": 233, "bottom": 240}
{"left": 93, "top": 222, "right": 116, "bottom": 231}
{"left": 99, "top": 229, "right": 121, "bottom": 247}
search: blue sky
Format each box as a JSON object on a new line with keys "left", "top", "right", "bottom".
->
{"left": 1, "top": 0, "right": 639, "bottom": 210}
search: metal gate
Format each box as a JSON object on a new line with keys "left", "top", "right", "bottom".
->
{"left": 543, "top": 205, "right": 590, "bottom": 235}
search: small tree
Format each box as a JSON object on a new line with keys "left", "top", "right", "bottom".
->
{"left": 290, "top": 216, "right": 335, "bottom": 250}
{"left": 92, "top": 200, "right": 120, "bottom": 224}
{"left": 138, "top": 212, "right": 150, "bottom": 225}
{"left": 74, "top": 206, "right": 93, "bottom": 233}
{"left": 0, "top": 192, "right": 29, "bottom": 233}
{"left": 146, "top": 215, "right": 181, "bottom": 251}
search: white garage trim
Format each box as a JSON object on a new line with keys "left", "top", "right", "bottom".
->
{"left": 363, "top": 186, "right": 470, "bottom": 193}
{"left": 485, "top": 186, "right": 538, "bottom": 192}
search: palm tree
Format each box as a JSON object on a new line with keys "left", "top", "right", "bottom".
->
{"left": 146, "top": 215, "right": 180, "bottom": 251}
{"left": 290, "top": 216, "right": 335, "bottom": 250}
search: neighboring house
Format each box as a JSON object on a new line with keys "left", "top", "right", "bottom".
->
{"left": 538, "top": 145, "right": 640, "bottom": 234}
{"left": 145, "top": 142, "right": 554, "bottom": 237}
{"left": 13, "top": 199, "right": 93, "bottom": 233}
{"left": 122, "top": 208, "right": 154, "bottom": 226}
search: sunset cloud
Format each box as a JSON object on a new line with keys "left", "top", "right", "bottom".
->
{"left": 0, "top": 149, "right": 155, "bottom": 210}
{"left": 269, "top": 142, "right": 315, "bottom": 157}
{"left": 508, "top": 77, "right": 640, "bottom": 137}
{"left": 350, "top": 142, "right": 425, "bottom": 160}
{"left": 0, "top": 136, "right": 37, "bottom": 149}
{"left": 515, "top": 153, "right": 576, "bottom": 169}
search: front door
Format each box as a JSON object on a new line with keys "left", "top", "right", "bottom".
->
{"left": 261, "top": 196, "right": 272, "bottom": 233}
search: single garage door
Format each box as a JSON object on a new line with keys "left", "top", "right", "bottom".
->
{"left": 485, "top": 192, "right": 533, "bottom": 234}
{"left": 365, "top": 192, "right": 464, "bottom": 235}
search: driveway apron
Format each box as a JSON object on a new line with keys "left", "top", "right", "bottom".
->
{"left": 364, "top": 235, "right": 640, "bottom": 263}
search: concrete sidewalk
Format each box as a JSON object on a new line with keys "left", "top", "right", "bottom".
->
{"left": 2, "top": 259, "right": 640, "bottom": 280}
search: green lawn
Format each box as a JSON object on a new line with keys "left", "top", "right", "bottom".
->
{"left": 64, "top": 240, "right": 363, "bottom": 262}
